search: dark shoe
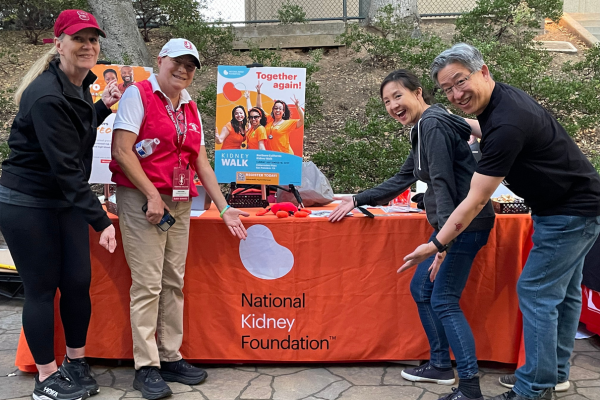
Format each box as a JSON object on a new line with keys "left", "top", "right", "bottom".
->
{"left": 438, "top": 387, "right": 484, "bottom": 400}
{"left": 33, "top": 370, "right": 89, "bottom": 400}
{"left": 401, "top": 362, "right": 455, "bottom": 385}
{"left": 133, "top": 367, "right": 172, "bottom": 400}
{"left": 59, "top": 356, "right": 99, "bottom": 396}
{"left": 499, "top": 374, "right": 570, "bottom": 392}
{"left": 159, "top": 359, "right": 207, "bottom": 385}
{"left": 489, "top": 389, "right": 552, "bottom": 400}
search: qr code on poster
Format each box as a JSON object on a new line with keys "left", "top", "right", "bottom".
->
{"left": 237, "top": 172, "right": 245, "bottom": 182}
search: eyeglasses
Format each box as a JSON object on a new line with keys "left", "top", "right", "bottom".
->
{"left": 441, "top": 70, "right": 479, "bottom": 95}
{"left": 169, "top": 57, "right": 196, "bottom": 73}
{"left": 249, "top": 115, "right": 261, "bottom": 119}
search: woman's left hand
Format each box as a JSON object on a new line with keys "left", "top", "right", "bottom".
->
{"left": 102, "top": 80, "right": 122, "bottom": 108}
{"left": 291, "top": 94, "right": 300, "bottom": 108}
{"left": 397, "top": 242, "right": 437, "bottom": 273}
{"left": 223, "top": 207, "right": 250, "bottom": 240}
{"left": 99, "top": 224, "right": 117, "bottom": 253}
{"left": 428, "top": 252, "right": 446, "bottom": 281}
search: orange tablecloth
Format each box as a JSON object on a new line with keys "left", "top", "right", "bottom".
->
{"left": 15, "top": 208, "right": 533, "bottom": 371}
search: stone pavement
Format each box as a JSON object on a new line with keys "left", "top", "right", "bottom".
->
{"left": 1, "top": 296, "right": 600, "bottom": 400}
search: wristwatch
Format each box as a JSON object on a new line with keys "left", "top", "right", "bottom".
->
{"left": 431, "top": 237, "right": 449, "bottom": 253}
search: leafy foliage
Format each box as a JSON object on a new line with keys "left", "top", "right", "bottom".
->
{"left": 312, "top": 97, "right": 411, "bottom": 192}
{"left": 276, "top": 1, "right": 308, "bottom": 25}
{"left": 169, "top": 20, "right": 236, "bottom": 65}
{"left": 132, "top": 0, "right": 204, "bottom": 42}
{"left": 0, "top": 89, "right": 16, "bottom": 166}
{"left": 337, "top": 5, "right": 447, "bottom": 94}
{"left": 0, "top": 0, "right": 88, "bottom": 44}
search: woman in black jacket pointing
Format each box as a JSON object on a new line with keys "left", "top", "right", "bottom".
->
{"left": 0, "top": 10, "right": 120, "bottom": 400}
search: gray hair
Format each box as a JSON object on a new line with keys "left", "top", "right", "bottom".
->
{"left": 430, "top": 43, "right": 485, "bottom": 86}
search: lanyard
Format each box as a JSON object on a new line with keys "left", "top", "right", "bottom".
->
{"left": 159, "top": 94, "right": 187, "bottom": 168}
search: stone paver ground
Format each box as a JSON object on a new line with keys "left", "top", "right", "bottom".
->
{"left": 1, "top": 296, "right": 600, "bottom": 400}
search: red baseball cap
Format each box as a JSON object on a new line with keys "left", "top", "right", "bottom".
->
{"left": 54, "top": 10, "right": 106, "bottom": 38}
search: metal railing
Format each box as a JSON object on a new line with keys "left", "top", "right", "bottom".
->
{"left": 204, "top": 0, "right": 475, "bottom": 24}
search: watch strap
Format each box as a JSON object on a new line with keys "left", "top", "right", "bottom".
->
{"left": 431, "top": 236, "right": 449, "bottom": 253}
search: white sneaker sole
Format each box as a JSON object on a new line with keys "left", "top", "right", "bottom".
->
{"left": 555, "top": 381, "right": 570, "bottom": 392}
{"left": 33, "top": 395, "right": 83, "bottom": 400}
{"left": 400, "top": 370, "right": 455, "bottom": 385}
{"left": 498, "top": 378, "right": 570, "bottom": 392}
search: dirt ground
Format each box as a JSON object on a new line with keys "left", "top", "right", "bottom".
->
{"left": 0, "top": 19, "right": 595, "bottom": 159}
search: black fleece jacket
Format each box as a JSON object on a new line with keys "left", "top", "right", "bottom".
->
{"left": 355, "top": 104, "right": 495, "bottom": 233}
{"left": 1, "top": 60, "right": 112, "bottom": 232}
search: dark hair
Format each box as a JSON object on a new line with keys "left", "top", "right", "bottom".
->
{"left": 271, "top": 100, "right": 290, "bottom": 120}
{"left": 103, "top": 68, "right": 117, "bottom": 79}
{"left": 230, "top": 105, "right": 247, "bottom": 135}
{"left": 249, "top": 107, "right": 267, "bottom": 127}
{"left": 379, "top": 69, "right": 434, "bottom": 105}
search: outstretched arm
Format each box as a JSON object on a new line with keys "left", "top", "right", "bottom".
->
{"left": 292, "top": 95, "right": 304, "bottom": 128}
{"left": 256, "top": 82, "right": 263, "bottom": 109}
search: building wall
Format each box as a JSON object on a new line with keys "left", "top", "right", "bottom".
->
{"left": 563, "top": 0, "right": 600, "bottom": 13}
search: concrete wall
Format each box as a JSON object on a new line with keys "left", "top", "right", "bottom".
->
{"left": 563, "top": 0, "right": 600, "bottom": 13}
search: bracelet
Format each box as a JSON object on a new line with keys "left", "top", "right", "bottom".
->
{"left": 352, "top": 196, "right": 358, "bottom": 208}
{"left": 219, "top": 205, "right": 231, "bottom": 218}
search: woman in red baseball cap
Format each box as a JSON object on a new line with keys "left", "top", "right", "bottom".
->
{"left": 0, "top": 9, "right": 120, "bottom": 400}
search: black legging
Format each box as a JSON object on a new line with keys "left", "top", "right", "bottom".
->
{"left": 0, "top": 203, "right": 91, "bottom": 365}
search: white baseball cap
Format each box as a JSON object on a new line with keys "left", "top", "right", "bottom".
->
{"left": 159, "top": 38, "right": 200, "bottom": 69}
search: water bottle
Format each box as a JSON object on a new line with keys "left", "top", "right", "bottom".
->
{"left": 135, "top": 138, "right": 160, "bottom": 158}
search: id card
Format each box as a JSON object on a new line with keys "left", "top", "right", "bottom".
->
{"left": 172, "top": 168, "right": 190, "bottom": 202}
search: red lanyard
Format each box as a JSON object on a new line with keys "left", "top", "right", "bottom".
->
{"left": 159, "top": 93, "right": 187, "bottom": 168}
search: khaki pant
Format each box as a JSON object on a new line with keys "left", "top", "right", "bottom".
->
{"left": 117, "top": 186, "right": 192, "bottom": 370}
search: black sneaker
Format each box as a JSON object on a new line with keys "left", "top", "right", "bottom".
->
{"left": 499, "top": 374, "right": 570, "bottom": 392}
{"left": 439, "top": 387, "right": 484, "bottom": 400}
{"left": 159, "top": 359, "right": 207, "bottom": 385}
{"left": 401, "top": 362, "right": 455, "bottom": 385}
{"left": 33, "top": 370, "right": 89, "bottom": 400}
{"left": 133, "top": 367, "right": 172, "bottom": 400}
{"left": 489, "top": 389, "right": 552, "bottom": 400}
{"left": 59, "top": 356, "right": 99, "bottom": 396}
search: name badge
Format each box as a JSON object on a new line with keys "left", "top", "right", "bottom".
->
{"left": 172, "top": 167, "right": 190, "bottom": 202}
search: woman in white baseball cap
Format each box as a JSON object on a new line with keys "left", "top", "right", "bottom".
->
{"left": 110, "top": 38, "right": 248, "bottom": 400}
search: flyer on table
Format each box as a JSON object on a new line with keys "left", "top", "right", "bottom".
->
{"left": 89, "top": 64, "right": 153, "bottom": 184}
{"left": 215, "top": 65, "right": 306, "bottom": 185}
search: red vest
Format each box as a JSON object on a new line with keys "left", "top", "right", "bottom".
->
{"left": 110, "top": 80, "right": 202, "bottom": 197}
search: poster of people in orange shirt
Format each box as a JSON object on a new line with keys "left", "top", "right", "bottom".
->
{"left": 89, "top": 64, "right": 153, "bottom": 184}
{"left": 215, "top": 66, "right": 306, "bottom": 185}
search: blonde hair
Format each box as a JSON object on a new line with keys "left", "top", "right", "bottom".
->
{"left": 14, "top": 35, "right": 64, "bottom": 105}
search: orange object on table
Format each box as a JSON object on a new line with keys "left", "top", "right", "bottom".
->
{"left": 15, "top": 207, "right": 533, "bottom": 371}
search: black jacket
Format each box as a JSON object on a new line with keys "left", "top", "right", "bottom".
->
{"left": 1, "top": 60, "right": 112, "bottom": 232}
{"left": 355, "top": 104, "right": 495, "bottom": 233}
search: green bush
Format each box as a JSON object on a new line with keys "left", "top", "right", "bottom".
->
{"left": 311, "top": 97, "right": 411, "bottom": 192}
{"left": 276, "top": 1, "right": 308, "bottom": 25}
{"left": 337, "top": 5, "right": 447, "bottom": 95}
{"left": 169, "top": 20, "right": 236, "bottom": 65}
{"left": 0, "top": 0, "right": 88, "bottom": 44}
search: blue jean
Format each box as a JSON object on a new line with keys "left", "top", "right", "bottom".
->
{"left": 514, "top": 215, "right": 600, "bottom": 399}
{"left": 410, "top": 229, "right": 491, "bottom": 379}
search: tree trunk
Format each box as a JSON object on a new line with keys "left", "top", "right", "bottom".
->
{"left": 366, "top": 0, "right": 420, "bottom": 35}
{"left": 88, "top": 0, "right": 153, "bottom": 67}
